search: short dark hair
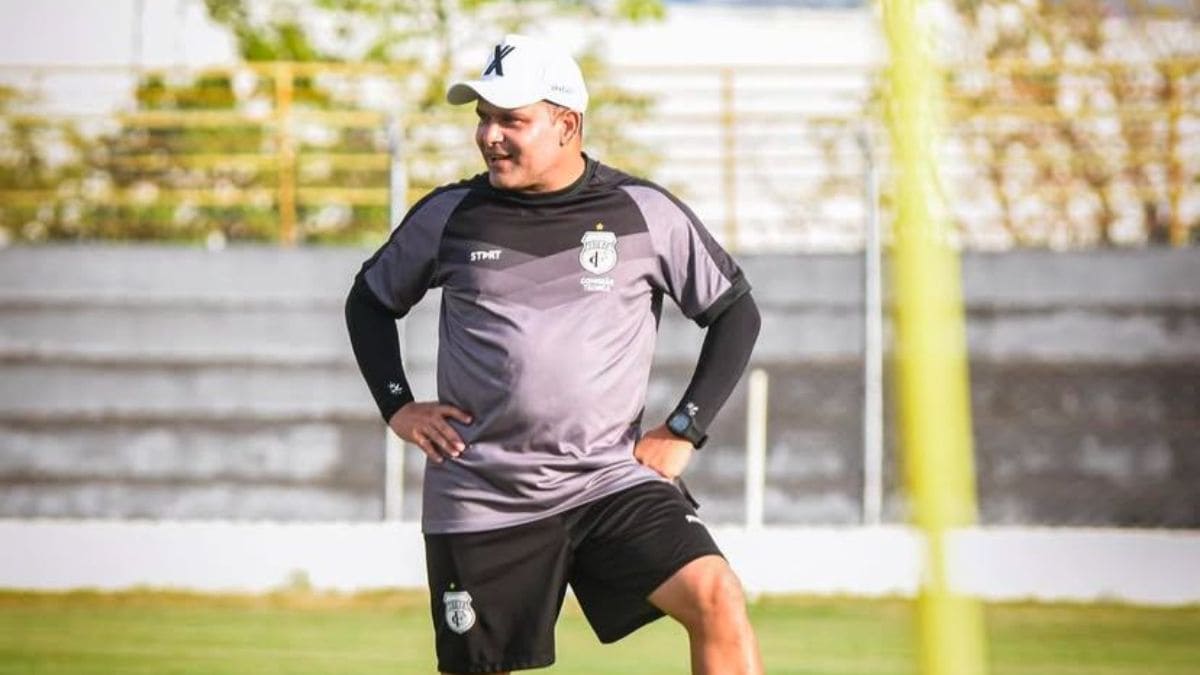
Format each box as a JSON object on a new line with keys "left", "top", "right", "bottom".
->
{"left": 544, "top": 101, "right": 583, "bottom": 135}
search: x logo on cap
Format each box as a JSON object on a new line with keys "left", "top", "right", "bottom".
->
{"left": 483, "top": 45, "right": 516, "bottom": 77}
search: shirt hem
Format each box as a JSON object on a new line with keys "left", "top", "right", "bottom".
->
{"left": 420, "top": 473, "right": 667, "bottom": 535}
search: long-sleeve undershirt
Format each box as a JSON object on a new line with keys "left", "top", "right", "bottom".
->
{"left": 344, "top": 274, "right": 414, "bottom": 424}
{"left": 672, "top": 290, "right": 761, "bottom": 431}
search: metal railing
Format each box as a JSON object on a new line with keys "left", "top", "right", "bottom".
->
{"left": 1, "top": 59, "right": 1197, "bottom": 249}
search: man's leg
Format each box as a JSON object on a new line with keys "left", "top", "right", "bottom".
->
{"left": 425, "top": 516, "right": 571, "bottom": 675}
{"left": 648, "top": 554, "right": 763, "bottom": 675}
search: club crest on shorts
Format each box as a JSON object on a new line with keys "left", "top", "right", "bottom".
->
{"left": 579, "top": 230, "right": 618, "bottom": 275}
{"left": 443, "top": 590, "right": 476, "bottom": 634}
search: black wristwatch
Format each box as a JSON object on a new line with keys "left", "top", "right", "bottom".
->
{"left": 666, "top": 410, "right": 708, "bottom": 449}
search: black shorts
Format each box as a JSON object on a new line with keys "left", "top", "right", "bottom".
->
{"left": 424, "top": 479, "right": 721, "bottom": 673}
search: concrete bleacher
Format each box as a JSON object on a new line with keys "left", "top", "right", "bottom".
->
{"left": 0, "top": 245, "right": 1197, "bottom": 526}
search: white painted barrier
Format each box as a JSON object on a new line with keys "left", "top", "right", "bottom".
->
{"left": 0, "top": 520, "right": 427, "bottom": 592}
{"left": 2, "top": 520, "right": 1198, "bottom": 606}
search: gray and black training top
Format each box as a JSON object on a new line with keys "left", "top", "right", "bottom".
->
{"left": 356, "top": 157, "right": 751, "bottom": 534}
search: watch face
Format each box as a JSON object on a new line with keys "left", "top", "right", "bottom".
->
{"left": 668, "top": 412, "right": 691, "bottom": 434}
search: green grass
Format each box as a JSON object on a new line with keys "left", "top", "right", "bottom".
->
{"left": 0, "top": 590, "right": 1196, "bottom": 674}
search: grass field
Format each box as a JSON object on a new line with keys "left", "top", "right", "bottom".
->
{"left": 1, "top": 589, "right": 1197, "bottom": 674}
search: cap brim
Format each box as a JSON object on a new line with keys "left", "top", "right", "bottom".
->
{"left": 446, "top": 80, "right": 542, "bottom": 110}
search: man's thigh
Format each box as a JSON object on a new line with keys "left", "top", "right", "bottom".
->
{"left": 567, "top": 480, "right": 723, "bottom": 643}
{"left": 425, "top": 517, "right": 571, "bottom": 673}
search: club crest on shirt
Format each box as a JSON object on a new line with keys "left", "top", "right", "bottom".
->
{"left": 443, "top": 590, "right": 476, "bottom": 634}
{"left": 579, "top": 230, "right": 618, "bottom": 275}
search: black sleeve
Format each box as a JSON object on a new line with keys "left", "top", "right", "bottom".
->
{"left": 671, "top": 290, "right": 761, "bottom": 432}
{"left": 345, "top": 273, "right": 416, "bottom": 423}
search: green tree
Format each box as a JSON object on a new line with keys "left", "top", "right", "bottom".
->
{"left": 4, "top": 0, "right": 663, "bottom": 245}
{"left": 942, "top": 0, "right": 1199, "bottom": 247}
{"left": 203, "top": 0, "right": 664, "bottom": 216}
{"left": 0, "top": 86, "right": 94, "bottom": 242}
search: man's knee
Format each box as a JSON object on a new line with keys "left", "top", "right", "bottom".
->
{"left": 651, "top": 556, "right": 751, "bottom": 629}
{"left": 695, "top": 563, "right": 746, "bottom": 616}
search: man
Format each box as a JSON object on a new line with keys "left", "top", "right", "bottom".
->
{"left": 345, "top": 34, "right": 763, "bottom": 674}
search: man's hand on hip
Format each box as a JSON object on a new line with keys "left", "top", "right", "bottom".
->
{"left": 634, "top": 425, "right": 695, "bottom": 479}
{"left": 388, "top": 402, "right": 473, "bottom": 463}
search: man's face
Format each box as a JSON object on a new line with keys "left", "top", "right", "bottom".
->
{"left": 474, "top": 99, "right": 569, "bottom": 192}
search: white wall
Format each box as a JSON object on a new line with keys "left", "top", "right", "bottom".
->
{"left": 0, "top": 0, "right": 233, "bottom": 66}
{"left": 0, "top": 1, "right": 876, "bottom": 68}
{"left": 3, "top": 520, "right": 1198, "bottom": 606}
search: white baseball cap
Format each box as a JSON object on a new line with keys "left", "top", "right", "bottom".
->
{"left": 446, "top": 34, "right": 589, "bottom": 113}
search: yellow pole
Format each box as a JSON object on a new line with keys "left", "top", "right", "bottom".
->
{"left": 1165, "top": 62, "right": 1185, "bottom": 247}
{"left": 879, "top": 1, "right": 988, "bottom": 675}
{"left": 274, "top": 63, "right": 297, "bottom": 246}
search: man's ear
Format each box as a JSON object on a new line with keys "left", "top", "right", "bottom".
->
{"left": 559, "top": 110, "right": 581, "bottom": 145}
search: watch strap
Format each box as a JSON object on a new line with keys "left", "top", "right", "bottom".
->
{"left": 667, "top": 411, "right": 708, "bottom": 449}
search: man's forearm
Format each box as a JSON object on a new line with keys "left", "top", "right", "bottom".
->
{"left": 344, "top": 275, "right": 416, "bottom": 422}
{"left": 673, "top": 291, "right": 761, "bottom": 431}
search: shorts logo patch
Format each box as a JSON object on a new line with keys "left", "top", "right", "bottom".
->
{"left": 443, "top": 590, "right": 476, "bottom": 634}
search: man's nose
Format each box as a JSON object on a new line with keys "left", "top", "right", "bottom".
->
{"left": 479, "top": 120, "right": 503, "bottom": 146}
